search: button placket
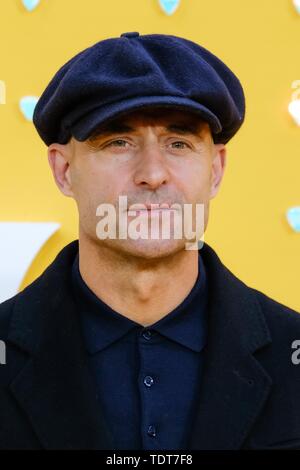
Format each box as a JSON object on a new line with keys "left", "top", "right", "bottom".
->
{"left": 144, "top": 375, "right": 154, "bottom": 387}
{"left": 142, "top": 329, "right": 152, "bottom": 340}
{"left": 138, "top": 328, "right": 159, "bottom": 444}
{"left": 147, "top": 425, "right": 157, "bottom": 437}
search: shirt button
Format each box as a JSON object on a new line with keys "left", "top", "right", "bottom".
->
{"left": 147, "top": 425, "right": 157, "bottom": 437}
{"left": 120, "top": 32, "right": 140, "bottom": 38}
{"left": 142, "top": 329, "right": 152, "bottom": 340}
{"left": 144, "top": 375, "right": 154, "bottom": 387}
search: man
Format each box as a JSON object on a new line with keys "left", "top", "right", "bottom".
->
{"left": 0, "top": 32, "right": 300, "bottom": 451}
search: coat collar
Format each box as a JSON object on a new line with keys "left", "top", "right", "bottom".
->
{"left": 7, "top": 239, "right": 273, "bottom": 449}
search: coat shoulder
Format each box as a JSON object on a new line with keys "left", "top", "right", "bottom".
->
{"left": 0, "top": 273, "right": 44, "bottom": 342}
{"left": 251, "top": 287, "right": 300, "bottom": 333}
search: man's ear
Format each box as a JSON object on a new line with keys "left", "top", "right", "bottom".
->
{"left": 209, "top": 144, "right": 227, "bottom": 199}
{"left": 47, "top": 143, "right": 74, "bottom": 198}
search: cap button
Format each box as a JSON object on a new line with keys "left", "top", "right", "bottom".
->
{"left": 120, "top": 32, "right": 140, "bottom": 38}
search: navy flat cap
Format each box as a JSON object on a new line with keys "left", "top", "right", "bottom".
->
{"left": 33, "top": 32, "right": 245, "bottom": 146}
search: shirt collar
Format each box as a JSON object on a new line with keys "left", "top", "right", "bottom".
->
{"left": 71, "top": 250, "right": 208, "bottom": 354}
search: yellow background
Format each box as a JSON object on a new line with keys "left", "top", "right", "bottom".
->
{"left": 0, "top": 0, "right": 299, "bottom": 311}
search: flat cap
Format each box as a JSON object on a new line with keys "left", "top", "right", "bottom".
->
{"left": 33, "top": 32, "right": 246, "bottom": 146}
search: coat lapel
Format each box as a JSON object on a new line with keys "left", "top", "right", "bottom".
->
{"left": 7, "top": 240, "right": 115, "bottom": 449}
{"left": 7, "top": 239, "right": 273, "bottom": 450}
{"left": 187, "top": 243, "right": 273, "bottom": 449}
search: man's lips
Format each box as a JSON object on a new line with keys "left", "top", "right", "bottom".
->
{"left": 127, "top": 206, "right": 178, "bottom": 217}
{"left": 127, "top": 203, "right": 176, "bottom": 211}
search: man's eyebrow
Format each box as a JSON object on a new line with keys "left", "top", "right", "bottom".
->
{"left": 166, "top": 123, "right": 203, "bottom": 135}
{"left": 88, "top": 121, "right": 204, "bottom": 139}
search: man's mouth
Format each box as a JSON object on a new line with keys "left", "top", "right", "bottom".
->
{"left": 128, "top": 203, "right": 176, "bottom": 211}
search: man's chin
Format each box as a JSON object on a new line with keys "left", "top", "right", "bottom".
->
{"left": 106, "top": 238, "right": 188, "bottom": 260}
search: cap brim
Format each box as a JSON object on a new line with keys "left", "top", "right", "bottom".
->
{"left": 69, "top": 95, "right": 222, "bottom": 142}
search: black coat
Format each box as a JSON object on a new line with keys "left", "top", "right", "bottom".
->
{"left": 1, "top": 239, "right": 300, "bottom": 450}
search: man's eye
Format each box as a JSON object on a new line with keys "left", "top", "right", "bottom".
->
{"left": 106, "top": 139, "right": 128, "bottom": 147}
{"left": 104, "top": 140, "right": 190, "bottom": 150}
{"left": 170, "top": 141, "right": 190, "bottom": 149}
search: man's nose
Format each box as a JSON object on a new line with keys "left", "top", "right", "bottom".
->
{"left": 133, "top": 142, "right": 170, "bottom": 189}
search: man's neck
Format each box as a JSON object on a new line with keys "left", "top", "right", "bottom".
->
{"left": 77, "top": 236, "right": 200, "bottom": 327}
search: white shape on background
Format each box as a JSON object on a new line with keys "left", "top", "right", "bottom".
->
{"left": 289, "top": 100, "right": 300, "bottom": 125}
{"left": 293, "top": 0, "right": 300, "bottom": 14}
{"left": 0, "top": 222, "right": 60, "bottom": 303}
{"left": 0, "top": 80, "right": 5, "bottom": 104}
{"left": 19, "top": 96, "right": 39, "bottom": 122}
{"left": 158, "top": 0, "right": 180, "bottom": 15}
{"left": 288, "top": 80, "right": 300, "bottom": 126}
{"left": 22, "top": 0, "right": 40, "bottom": 11}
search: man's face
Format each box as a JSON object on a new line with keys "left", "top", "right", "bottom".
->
{"left": 48, "top": 107, "right": 226, "bottom": 259}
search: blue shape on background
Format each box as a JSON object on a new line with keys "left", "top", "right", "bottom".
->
{"left": 287, "top": 207, "right": 300, "bottom": 233}
{"left": 159, "top": 0, "right": 180, "bottom": 15}
{"left": 19, "top": 96, "right": 39, "bottom": 122}
{"left": 22, "top": 0, "right": 40, "bottom": 12}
